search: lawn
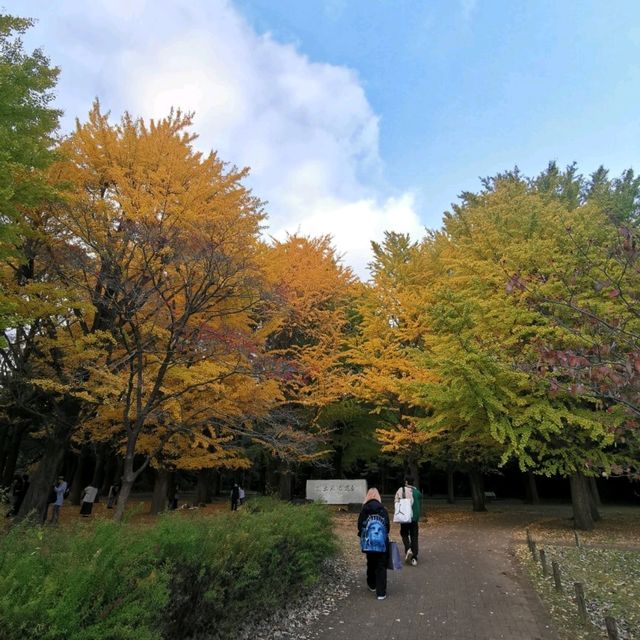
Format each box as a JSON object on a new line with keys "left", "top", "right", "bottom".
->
{"left": 516, "top": 507, "right": 640, "bottom": 640}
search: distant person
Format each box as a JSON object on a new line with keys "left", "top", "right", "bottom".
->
{"left": 238, "top": 485, "right": 245, "bottom": 505}
{"left": 106, "top": 483, "right": 120, "bottom": 509}
{"left": 49, "top": 476, "right": 67, "bottom": 524}
{"left": 357, "top": 487, "right": 390, "bottom": 600}
{"left": 395, "top": 477, "right": 422, "bottom": 566}
{"left": 80, "top": 484, "right": 98, "bottom": 517}
{"left": 231, "top": 483, "right": 240, "bottom": 511}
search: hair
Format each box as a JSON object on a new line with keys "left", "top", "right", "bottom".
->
{"left": 364, "top": 487, "right": 381, "bottom": 503}
{"left": 405, "top": 476, "right": 414, "bottom": 485}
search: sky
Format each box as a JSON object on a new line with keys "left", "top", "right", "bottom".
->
{"left": 9, "top": 0, "right": 640, "bottom": 277}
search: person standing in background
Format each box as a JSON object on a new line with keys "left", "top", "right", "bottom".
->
{"left": 80, "top": 484, "right": 98, "bottom": 517}
{"left": 106, "top": 482, "right": 120, "bottom": 509}
{"left": 49, "top": 476, "right": 67, "bottom": 524}
{"left": 231, "top": 483, "right": 240, "bottom": 511}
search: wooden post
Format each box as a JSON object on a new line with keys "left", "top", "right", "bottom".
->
{"left": 604, "top": 616, "right": 619, "bottom": 640}
{"left": 574, "top": 582, "right": 588, "bottom": 624}
{"left": 539, "top": 548, "right": 548, "bottom": 577}
{"left": 530, "top": 540, "right": 538, "bottom": 561}
{"left": 552, "top": 561, "right": 563, "bottom": 593}
{"left": 526, "top": 528, "right": 532, "bottom": 551}
{"left": 574, "top": 530, "right": 581, "bottom": 548}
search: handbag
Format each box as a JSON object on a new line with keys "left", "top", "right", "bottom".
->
{"left": 393, "top": 487, "right": 412, "bottom": 523}
{"left": 386, "top": 541, "right": 403, "bottom": 571}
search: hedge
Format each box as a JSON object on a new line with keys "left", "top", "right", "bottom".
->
{"left": 0, "top": 499, "right": 336, "bottom": 639}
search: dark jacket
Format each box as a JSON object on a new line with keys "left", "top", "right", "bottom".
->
{"left": 357, "top": 499, "right": 390, "bottom": 539}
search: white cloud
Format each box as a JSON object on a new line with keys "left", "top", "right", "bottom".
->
{"left": 279, "top": 193, "right": 424, "bottom": 273}
{"left": 21, "top": 0, "right": 425, "bottom": 278}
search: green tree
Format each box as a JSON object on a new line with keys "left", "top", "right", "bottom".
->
{"left": 437, "top": 167, "right": 631, "bottom": 528}
{"left": 0, "top": 14, "right": 62, "bottom": 498}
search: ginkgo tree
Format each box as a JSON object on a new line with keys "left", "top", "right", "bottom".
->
{"left": 255, "top": 234, "right": 357, "bottom": 497}
{"left": 433, "top": 167, "right": 633, "bottom": 528}
{"left": 47, "top": 103, "right": 268, "bottom": 520}
{"left": 348, "top": 232, "right": 439, "bottom": 484}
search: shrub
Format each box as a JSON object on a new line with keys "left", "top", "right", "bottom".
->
{"left": 0, "top": 500, "right": 336, "bottom": 640}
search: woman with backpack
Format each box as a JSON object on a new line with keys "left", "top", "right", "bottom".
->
{"left": 357, "top": 487, "right": 390, "bottom": 600}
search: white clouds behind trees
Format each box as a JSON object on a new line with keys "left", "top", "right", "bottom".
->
{"left": 19, "top": 0, "right": 425, "bottom": 277}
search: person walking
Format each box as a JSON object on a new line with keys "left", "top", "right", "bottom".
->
{"left": 80, "top": 484, "right": 98, "bottom": 517}
{"left": 357, "top": 487, "right": 390, "bottom": 600}
{"left": 230, "top": 483, "right": 240, "bottom": 511}
{"left": 238, "top": 485, "right": 245, "bottom": 506}
{"left": 49, "top": 476, "right": 67, "bottom": 524}
{"left": 106, "top": 482, "right": 120, "bottom": 509}
{"left": 395, "top": 476, "right": 422, "bottom": 566}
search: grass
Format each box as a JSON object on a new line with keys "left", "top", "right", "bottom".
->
{"left": 515, "top": 506, "right": 640, "bottom": 640}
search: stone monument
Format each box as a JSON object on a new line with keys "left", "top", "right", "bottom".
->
{"left": 305, "top": 479, "right": 367, "bottom": 505}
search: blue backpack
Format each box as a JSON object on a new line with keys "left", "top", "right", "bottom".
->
{"left": 360, "top": 514, "right": 387, "bottom": 553}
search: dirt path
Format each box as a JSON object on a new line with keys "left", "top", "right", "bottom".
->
{"left": 307, "top": 504, "right": 558, "bottom": 640}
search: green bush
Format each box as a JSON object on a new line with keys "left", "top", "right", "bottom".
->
{"left": 0, "top": 500, "right": 336, "bottom": 640}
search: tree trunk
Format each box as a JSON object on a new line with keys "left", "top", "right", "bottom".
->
{"left": 588, "top": 477, "right": 601, "bottom": 521}
{"left": 570, "top": 472, "right": 595, "bottom": 531}
{"left": 469, "top": 469, "right": 487, "bottom": 512}
{"left": 168, "top": 473, "right": 177, "bottom": 508}
{"left": 196, "top": 469, "right": 212, "bottom": 504}
{"left": 17, "top": 436, "right": 68, "bottom": 523}
{"left": 334, "top": 446, "right": 344, "bottom": 479}
{"left": 100, "top": 453, "right": 116, "bottom": 496}
{"left": 151, "top": 468, "right": 169, "bottom": 515}
{"left": 69, "top": 447, "right": 90, "bottom": 506}
{"left": 1, "top": 425, "right": 24, "bottom": 488}
{"left": 0, "top": 426, "right": 10, "bottom": 482}
{"left": 447, "top": 469, "right": 455, "bottom": 504}
{"left": 212, "top": 469, "right": 221, "bottom": 497}
{"left": 113, "top": 454, "right": 137, "bottom": 522}
{"left": 407, "top": 459, "right": 420, "bottom": 489}
{"left": 380, "top": 461, "right": 388, "bottom": 495}
{"left": 525, "top": 471, "right": 540, "bottom": 504}
{"left": 114, "top": 476, "right": 132, "bottom": 522}
{"left": 279, "top": 467, "right": 292, "bottom": 501}
{"left": 114, "top": 457, "right": 124, "bottom": 487}
{"left": 91, "top": 447, "right": 106, "bottom": 499}
{"left": 265, "top": 459, "right": 278, "bottom": 495}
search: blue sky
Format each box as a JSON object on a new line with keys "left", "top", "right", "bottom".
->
{"left": 236, "top": 0, "right": 640, "bottom": 216}
{"left": 10, "top": 0, "right": 640, "bottom": 275}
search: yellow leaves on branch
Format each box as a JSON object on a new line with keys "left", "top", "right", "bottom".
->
{"left": 260, "top": 234, "right": 357, "bottom": 406}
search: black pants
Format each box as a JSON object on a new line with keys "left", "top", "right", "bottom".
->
{"left": 231, "top": 499, "right": 239, "bottom": 511}
{"left": 366, "top": 551, "right": 387, "bottom": 597}
{"left": 400, "top": 521, "right": 419, "bottom": 559}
